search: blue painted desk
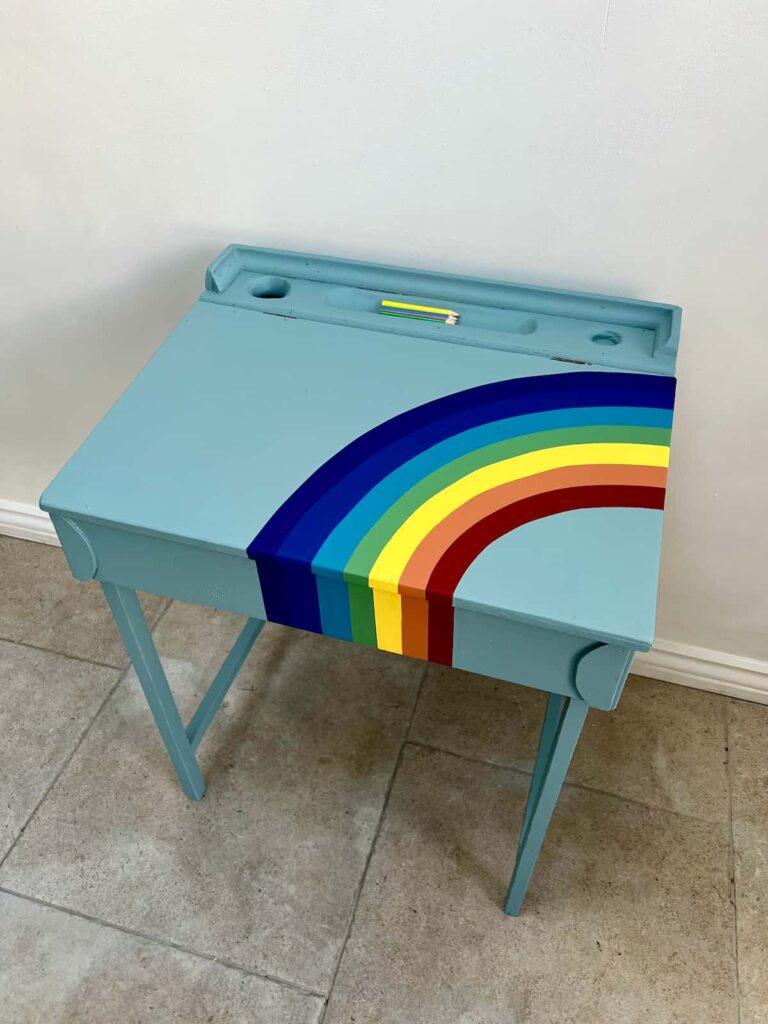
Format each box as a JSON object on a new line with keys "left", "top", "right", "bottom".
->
{"left": 41, "top": 247, "right": 680, "bottom": 915}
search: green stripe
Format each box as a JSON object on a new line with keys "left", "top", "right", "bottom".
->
{"left": 348, "top": 582, "right": 378, "bottom": 646}
{"left": 342, "top": 424, "right": 670, "bottom": 587}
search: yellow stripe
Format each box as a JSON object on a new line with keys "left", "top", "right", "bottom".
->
{"left": 373, "top": 588, "right": 403, "bottom": 653}
{"left": 369, "top": 443, "right": 669, "bottom": 595}
{"left": 381, "top": 300, "right": 456, "bottom": 315}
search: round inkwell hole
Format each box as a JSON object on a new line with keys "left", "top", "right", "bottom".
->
{"left": 250, "top": 275, "right": 290, "bottom": 299}
{"left": 590, "top": 331, "right": 622, "bottom": 346}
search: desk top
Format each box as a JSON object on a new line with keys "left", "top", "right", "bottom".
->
{"left": 42, "top": 247, "right": 680, "bottom": 657}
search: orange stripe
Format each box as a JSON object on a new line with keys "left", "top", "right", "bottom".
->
{"left": 401, "top": 594, "right": 430, "bottom": 659}
{"left": 399, "top": 463, "right": 667, "bottom": 600}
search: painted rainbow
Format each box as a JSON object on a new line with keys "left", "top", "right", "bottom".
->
{"left": 248, "top": 371, "right": 675, "bottom": 665}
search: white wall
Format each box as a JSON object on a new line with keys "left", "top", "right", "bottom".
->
{"left": 2, "top": 0, "right": 767, "bottom": 663}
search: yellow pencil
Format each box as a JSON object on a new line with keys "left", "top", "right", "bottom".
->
{"left": 381, "top": 300, "right": 459, "bottom": 316}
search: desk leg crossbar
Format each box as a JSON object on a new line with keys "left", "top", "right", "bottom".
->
{"left": 102, "top": 582, "right": 264, "bottom": 801}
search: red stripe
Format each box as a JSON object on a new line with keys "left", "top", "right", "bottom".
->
{"left": 425, "top": 484, "right": 666, "bottom": 665}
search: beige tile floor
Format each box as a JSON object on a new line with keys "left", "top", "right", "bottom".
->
{"left": 0, "top": 534, "right": 764, "bottom": 1023}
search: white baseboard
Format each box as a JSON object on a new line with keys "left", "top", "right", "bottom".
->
{"left": 1, "top": 499, "right": 766, "bottom": 703}
{"left": 632, "top": 640, "right": 768, "bottom": 705}
{"left": 0, "top": 500, "right": 59, "bottom": 545}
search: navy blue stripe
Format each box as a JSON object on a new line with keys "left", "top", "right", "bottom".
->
{"left": 249, "top": 373, "right": 672, "bottom": 561}
{"left": 253, "top": 375, "right": 675, "bottom": 565}
{"left": 249, "top": 372, "right": 675, "bottom": 628}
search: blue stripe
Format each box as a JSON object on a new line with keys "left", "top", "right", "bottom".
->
{"left": 250, "top": 372, "right": 675, "bottom": 629}
{"left": 248, "top": 372, "right": 675, "bottom": 560}
{"left": 271, "top": 382, "right": 675, "bottom": 570}
{"left": 316, "top": 575, "right": 353, "bottom": 641}
{"left": 312, "top": 405, "right": 672, "bottom": 579}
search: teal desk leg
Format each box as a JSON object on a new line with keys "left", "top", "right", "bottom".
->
{"left": 517, "top": 692, "right": 563, "bottom": 848}
{"left": 101, "top": 583, "right": 264, "bottom": 802}
{"left": 504, "top": 694, "right": 589, "bottom": 916}
{"left": 102, "top": 583, "right": 206, "bottom": 800}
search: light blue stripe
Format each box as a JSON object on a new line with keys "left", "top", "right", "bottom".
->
{"left": 311, "top": 405, "right": 671, "bottom": 578}
{"left": 316, "top": 574, "right": 353, "bottom": 641}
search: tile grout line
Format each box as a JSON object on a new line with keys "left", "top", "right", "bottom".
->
{"left": 318, "top": 663, "right": 429, "bottom": 1022}
{"left": 405, "top": 737, "right": 729, "bottom": 826}
{"left": 725, "top": 700, "right": 742, "bottom": 1024}
{"left": 0, "top": 886, "right": 325, "bottom": 1001}
{"left": 0, "top": 635, "right": 126, "bottom": 672}
{"left": 0, "top": 599, "right": 174, "bottom": 873}
{"left": 146, "top": 596, "right": 174, "bottom": 639}
{"left": 0, "top": 671, "right": 128, "bottom": 873}
{"left": 0, "top": 595, "right": 173, "bottom": 672}
{"left": 1, "top": 598, "right": 328, "bottom": 1005}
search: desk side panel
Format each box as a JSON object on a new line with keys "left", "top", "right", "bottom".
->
{"left": 51, "top": 515, "right": 630, "bottom": 709}
{"left": 51, "top": 515, "right": 267, "bottom": 619}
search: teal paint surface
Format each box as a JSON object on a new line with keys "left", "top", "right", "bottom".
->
{"left": 454, "top": 506, "right": 664, "bottom": 648}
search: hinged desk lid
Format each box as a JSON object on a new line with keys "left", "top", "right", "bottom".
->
{"left": 42, "top": 248, "right": 680, "bottom": 654}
